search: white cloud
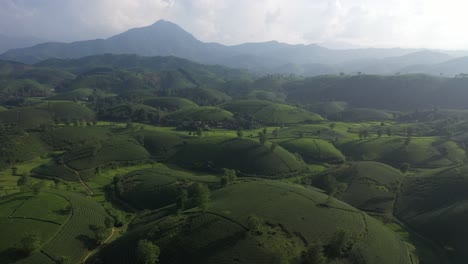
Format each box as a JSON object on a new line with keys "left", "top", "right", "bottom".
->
{"left": 2, "top": 0, "right": 468, "bottom": 49}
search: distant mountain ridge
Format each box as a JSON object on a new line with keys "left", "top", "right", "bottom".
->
{"left": 0, "top": 34, "right": 47, "bottom": 54}
{"left": 1, "top": 19, "right": 468, "bottom": 76}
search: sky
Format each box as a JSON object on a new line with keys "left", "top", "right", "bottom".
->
{"left": 1, "top": 0, "right": 468, "bottom": 49}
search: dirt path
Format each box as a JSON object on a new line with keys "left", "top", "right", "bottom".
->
{"left": 82, "top": 227, "right": 116, "bottom": 263}
{"left": 64, "top": 164, "right": 94, "bottom": 195}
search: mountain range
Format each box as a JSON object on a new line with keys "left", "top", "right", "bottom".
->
{"left": 2, "top": 19, "right": 468, "bottom": 76}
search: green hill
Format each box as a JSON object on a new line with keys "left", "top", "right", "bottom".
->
{"left": 142, "top": 130, "right": 187, "bottom": 159}
{"left": 64, "top": 137, "right": 150, "bottom": 172}
{"left": 306, "top": 101, "right": 348, "bottom": 118}
{"left": 337, "top": 137, "right": 466, "bottom": 168}
{"left": 222, "top": 100, "right": 324, "bottom": 124}
{"left": 331, "top": 108, "right": 394, "bottom": 122}
{"left": 47, "top": 88, "right": 94, "bottom": 101}
{"left": 89, "top": 180, "right": 415, "bottom": 264}
{"left": 142, "top": 97, "right": 198, "bottom": 111}
{"left": 175, "top": 87, "right": 231, "bottom": 105}
{"left": 0, "top": 191, "right": 110, "bottom": 264}
{"left": 0, "top": 132, "right": 48, "bottom": 169}
{"left": 170, "top": 137, "right": 304, "bottom": 177}
{"left": 117, "top": 164, "right": 219, "bottom": 210}
{"left": 0, "top": 101, "right": 95, "bottom": 129}
{"left": 276, "top": 138, "right": 345, "bottom": 163}
{"left": 397, "top": 165, "right": 468, "bottom": 263}
{"left": 325, "top": 161, "right": 403, "bottom": 215}
{"left": 100, "top": 103, "right": 162, "bottom": 123}
{"left": 168, "top": 106, "right": 233, "bottom": 122}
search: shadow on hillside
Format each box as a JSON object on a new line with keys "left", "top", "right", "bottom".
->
{"left": 0, "top": 248, "right": 26, "bottom": 263}
{"left": 77, "top": 234, "right": 98, "bottom": 250}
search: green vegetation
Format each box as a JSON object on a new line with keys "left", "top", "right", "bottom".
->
{"left": 90, "top": 180, "right": 414, "bottom": 264}
{"left": 222, "top": 100, "right": 324, "bottom": 124}
{"left": 170, "top": 137, "right": 304, "bottom": 176}
{"left": 142, "top": 97, "right": 197, "bottom": 111}
{"left": 5, "top": 53, "right": 468, "bottom": 264}
{"left": 277, "top": 138, "right": 345, "bottom": 163}
{"left": 168, "top": 106, "right": 233, "bottom": 122}
{"left": 337, "top": 137, "right": 466, "bottom": 167}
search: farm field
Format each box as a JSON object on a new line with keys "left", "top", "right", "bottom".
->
{"left": 4, "top": 51, "right": 468, "bottom": 264}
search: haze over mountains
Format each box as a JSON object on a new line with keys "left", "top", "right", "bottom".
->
{"left": 2, "top": 19, "right": 468, "bottom": 76}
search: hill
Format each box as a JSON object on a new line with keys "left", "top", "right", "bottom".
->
{"left": 396, "top": 165, "right": 468, "bottom": 262}
{"left": 168, "top": 106, "right": 233, "bottom": 122}
{"left": 0, "top": 191, "right": 110, "bottom": 264}
{"left": 285, "top": 74, "right": 468, "bottom": 110}
{"left": 276, "top": 138, "right": 345, "bottom": 163}
{"left": 116, "top": 164, "right": 219, "bottom": 210}
{"left": 317, "top": 161, "right": 403, "bottom": 215}
{"left": 89, "top": 180, "right": 416, "bottom": 264}
{"left": 222, "top": 100, "right": 324, "bottom": 124}
{"left": 170, "top": 137, "right": 304, "bottom": 177}
{"left": 0, "top": 101, "right": 94, "bottom": 129}
{"left": 142, "top": 97, "right": 198, "bottom": 111}
{"left": 337, "top": 137, "right": 466, "bottom": 168}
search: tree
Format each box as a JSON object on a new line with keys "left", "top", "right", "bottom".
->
{"left": 386, "top": 127, "right": 392, "bottom": 136}
{"left": 57, "top": 256, "right": 70, "bottom": 264}
{"left": 377, "top": 128, "right": 382, "bottom": 137}
{"left": 176, "top": 189, "right": 188, "bottom": 211}
{"left": 272, "top": 129, "right": 279, "bottom": 138}
{"left": 19, "top": 233, "right": 40, "bottom": 256}
{"left": 400, "top": 163, "right": 410, "bottom": 174}
{"left": 90, "top": 225, "right": 108, "bottom": 245}
{"left": 246, "top": 215, "right": 262, "bottom": 233}
{"left": 236, "top": 130, "right": 243, "bottom": 138}
{"left": 327, "top": 229, "right": 353, "bottom": 258}
{"left": 191, "top": 183, "right": 210, "bottom": 211}
{"left": 136, "top": 239, "right": 160, "bottom": 264}
{"left": 32, "top": 181, "right": 46, "bottom": 196}
{"left": 17, "top": 173, "right": 31, "bottom": 192}
{"left": 303, "top": 243, "right": 327, "bottom": 264}
{"left": 221, "top": 168, "right": 237, "bottom": 186}
{"left": 270, "top": 141, "right": 278, "bottom": 152}
{"left": 329, "top": 123, "right": 336, "bottom": 130}
{"left": 258, "top": 131, "right": 267, "bottom": 145}
{"left": 404, "top": 136, "right": 411, "bottom": 146}
{"left": 196, "top": 127, "right": 203, "bottom": 137}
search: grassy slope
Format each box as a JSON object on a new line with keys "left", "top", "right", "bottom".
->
{"left": 143, "top": 97, "right": 198, "bottom": 111}
{"left": 276, "top": 138, "right": 345, "bottom": 163}
{"left": 90, "top": 180, "right": 414, "bottom": 264}
{"left": 331, "top": 161, "right": 403, "bottom": 215}
{"left": 119, "top": 164, "right": 219, "bottom": 210}
{"left": 0, "top": 191, "right": 109, "bottom": 264}
{"left": 170, "top": 136, "right": 304, "bottom": 176}
{"left": 169, "top": 106, "right": 233, "bottom": 122}
{"left": 337, "top": 137, "right": 466, "bottom": 168}
{"left": 222, "top": 100, "right": 324, "bottom": 124}
{"left": 396, "top": 165, "right": 468, "bottom": 262}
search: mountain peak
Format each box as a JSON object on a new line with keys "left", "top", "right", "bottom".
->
{"left": 150, "top": 19, "right": 179, "bottom": 27}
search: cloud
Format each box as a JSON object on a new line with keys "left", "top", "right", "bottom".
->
{"left": 1, "top": 0, "right": 468, "bottom": 49}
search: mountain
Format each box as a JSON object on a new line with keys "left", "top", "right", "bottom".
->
{"left": 0, "top": 20, "right": 235, "bottom": 65}
{"left": 0, "top": 20, "right": 465, "bottom": 76}
{"left": 339, "top": 50, "right": 453, "bottom": 75}
{"left": 402, "top": 56, "right": 468, "bottom": 76}
{"left": 0, "top": 34, "right": 47, "bottom": 54}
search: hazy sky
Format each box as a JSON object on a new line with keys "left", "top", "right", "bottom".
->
{"left": 1, "top": 0, "right": 468, "bottom": 49}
